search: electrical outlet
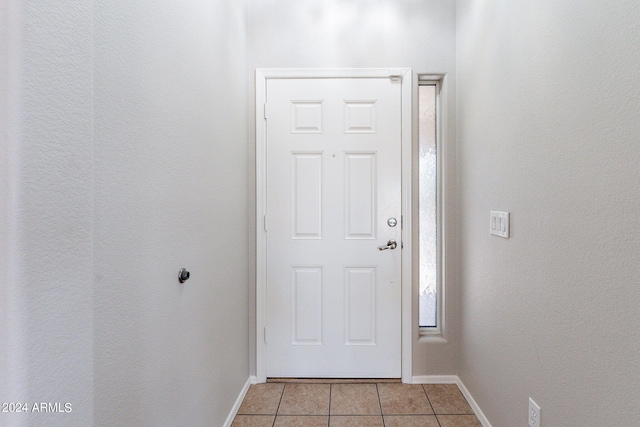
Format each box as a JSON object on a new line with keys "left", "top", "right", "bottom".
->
{"left": 529, "top": 398, "right": 541, "bottom": 427}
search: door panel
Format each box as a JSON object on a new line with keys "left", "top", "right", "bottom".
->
{"left": 266, "top": 77, "right": 402, "bottom": 378}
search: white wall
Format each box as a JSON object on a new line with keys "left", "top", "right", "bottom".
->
{"left": 1, "top": 0, "right": 29, "bottom": 424}
{"left": 93, "top": 0, "right": 250, "bottom": 425}
{"left": 1, "top": 1, "right": 94, "bottom": 426}
{"left": 249, "top": 0, "right": 459, "bottom": 377}
{"left": 1, "top": 0, "right": 251, "bottom": 425}
{"left": 456, "top": 1, "right": 640, "bottom": 426}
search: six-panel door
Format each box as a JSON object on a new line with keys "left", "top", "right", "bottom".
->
{"left": 266, "top": 77, "right": 402, "bottom": 378}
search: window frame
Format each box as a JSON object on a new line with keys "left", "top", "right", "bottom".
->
{"left": 417, "top": 75, "right": 444, "bottom": 337}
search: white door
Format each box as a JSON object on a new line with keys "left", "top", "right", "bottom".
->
{"left": 265, "top": 77, "right": 402, "bottom": 378}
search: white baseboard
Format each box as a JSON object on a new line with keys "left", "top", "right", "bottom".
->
{"left": 412, "top": 375, "right": 492, "bottom": 427}
{"left": 412, "top": 375, "right": 458, "bottom": 384}
{"left": 455, "top": 378, "right": 493, "bottom": 427}
{"left": 223, "top": 376, "right": 255, "bottom": 427}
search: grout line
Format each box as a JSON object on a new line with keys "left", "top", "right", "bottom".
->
{"left": 423, "top": 385, "right": 442, "bottom": 427}
{"left": 328, "top": 384, "right": 333, "bottom": 417}
{"left": 421, "top": 383, "right": 439, "bottom": 419}
{"left": 272, "top": 383, "right": 286, "bottom": 427}
{"left": 375, "top": 383, "right": 386, "bottom": 426}
{"left": 327, "top": 384, "right": 331, "bottom": 427}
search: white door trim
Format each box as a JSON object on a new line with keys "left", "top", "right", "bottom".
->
{"left": 255, "top": 68, "right": 413, "bottom": 383}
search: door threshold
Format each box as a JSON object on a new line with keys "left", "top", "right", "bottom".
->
{"left": 267, "top": 378, "right": 401, "bottom": 384}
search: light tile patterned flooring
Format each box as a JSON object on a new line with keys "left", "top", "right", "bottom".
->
{"left": 232, "top": 382, "right": 482, "bottom": 426}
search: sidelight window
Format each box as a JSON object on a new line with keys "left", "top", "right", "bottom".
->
{"left": 418, "top": 79, "right": 441, "bottom": 330}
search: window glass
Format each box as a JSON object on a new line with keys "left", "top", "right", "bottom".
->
{"left": 419, "top": 84, "right": 437, "bottom": 328}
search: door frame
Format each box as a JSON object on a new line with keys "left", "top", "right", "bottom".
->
{"left": 256, "top": 68, "right": 413, "bottom": 383}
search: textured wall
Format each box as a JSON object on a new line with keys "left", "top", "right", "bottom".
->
{"left": 0, "top": 1, "right": 28, "bottom": 424}
{"left": 93, "top": 0, "right": 250, "bottom": 425}
{"left": 250, "top": 0, "right": 459, "bottom": 378}
{"left": 2, "top": 0, "right": 250, "bottom": 425}
{"left": 1, "top": 1, "right": 94, "bottom": 426}
{"left": 456, "top": 1, "right": 640, "bottom": 426}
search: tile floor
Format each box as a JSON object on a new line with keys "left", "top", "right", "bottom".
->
{"left": 232, "top": 382, "right": 482, "bottom": 426}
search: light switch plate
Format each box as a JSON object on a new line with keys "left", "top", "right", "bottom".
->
{"left": 490, "top": 211, "right": 509, "bottom": 238}
{"left": 529, "top": 397, "right": 541, "bottom": 427}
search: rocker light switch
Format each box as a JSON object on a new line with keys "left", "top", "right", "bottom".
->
{"left": 490, "top": 211, "right": 509, "bottom": 238}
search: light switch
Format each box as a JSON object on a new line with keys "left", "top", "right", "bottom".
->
{"left": 490, "top": 211, "right": 509, "bottom": 238}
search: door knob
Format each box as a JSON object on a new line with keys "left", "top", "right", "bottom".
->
{"left": 378, "top": 240, "right": 397, "bottom": 251}
{"left": 178, "top": 268, "right": 190, "bottom": 283}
